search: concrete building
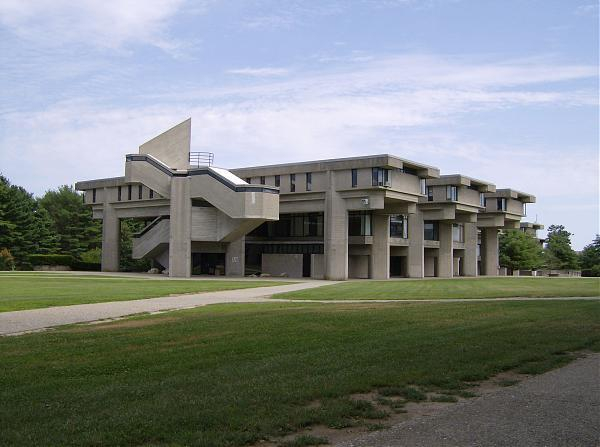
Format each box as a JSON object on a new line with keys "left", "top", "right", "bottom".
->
{"left": 75, "top": 119, "right": 536, "bottom": 280}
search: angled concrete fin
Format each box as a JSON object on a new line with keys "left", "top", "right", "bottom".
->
{"left": 139, "top": 118, "right": 191, "bottom": 169}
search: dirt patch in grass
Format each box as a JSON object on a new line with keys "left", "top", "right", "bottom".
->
{"left": 67, "top": 316, "right": 180, "bottom": 332}
{"left": 252, "top": 352, "right": 592, "bottom": 447}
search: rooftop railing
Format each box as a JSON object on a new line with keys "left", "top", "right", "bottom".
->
{"left": 189, "top": 152, "right": 214, "bottom": 167}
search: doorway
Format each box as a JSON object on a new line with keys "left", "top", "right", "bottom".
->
{"left": 302, "top": 254, "right": 312, "bottom": 278}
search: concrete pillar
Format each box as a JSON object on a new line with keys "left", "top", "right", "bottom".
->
{"left": 371, "top": 213, "right": 390, "bottom": 279}
{"left": 407, "top": 210, "right": 424, "bottom": 278}
{"left": 168, "top": 177, "right": 191, "bottom": 278}
{"left": 463, "top": 222, "right": 478, "bottom": 276}
{"left": 101, "top": 202, "right": 120, "bottom": 272}
{"left": 482, "top": 227, "right": 499, "bottom": 276}
{"left": 226, "top": 237, "right": 245, "bottom": 276}
{"left": 438, "top": 221, "right": 453, "bottom": 278}
{"left": 324, "top": 171, "right": 348, "bottom": 280}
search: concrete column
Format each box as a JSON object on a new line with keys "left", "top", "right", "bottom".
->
{"left": 463, "top": 222, "right": 478, "bottom": 276}
{"left": 438, "top": 221, "right": 453, "bottom": 278}
{"left": 168, "top": 176, "right": 191, "bottom": 278}
{"left": 407, "top": 210, "right": 424, "bottom": 278}
{"left": 482, "top": 227, "right": 499, "bottom": 276}
{"left": 371, "top": 213, "right": 390, "bottom": 279}
{"left": 226, "top": 237, "right": 245, "bottom": 277}
{"left": 324, "top": 171, "right": 348, "bottom": 280}
{"left": 101, "top": 202, "right": 120, "bottom": 272}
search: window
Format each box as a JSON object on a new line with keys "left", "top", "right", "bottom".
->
{"left": 245, "top": 177, "right": 251, "bottom": 184}
{"left": 138, "top": 185, "right": 143, "bottom": 200}
{"left": 480, "top": 193, "right": 486, "bottom": 207}
{"left": 275, "top": 175, "right": 280, "bottom": 187}
{"left": 127, "top": 185, "right": 132, "bottom": 200}
{"left": 260, "top": 176, "right": 265, "bottom": 185}
{"left": 351, "top": 168, "right": 358, "bottom": 188}
{"left": 118, "top": 186, "right": 122, "bottom": 201}
{"left": 306, "top": 172, "right": 312, "bottom": 191}
{"left": 424, "top": 221, "right": 439, "bottom": 241}
{"left": 497, "top": 198, "right": 507, "bottom": 211}
{"left": 401, "top": 166, "right": 418, "bottom": 176}
{"left": 348, "top": 211, "right": 372, "bottom": 236}
{"left": 390, "top": 214, "right": 408, "bottom": 238}
{"left": 290, "top": 174, "right": 296, "bottom": 192}
{"left": 420, "top": 178, "right": 427, "bottom": 195}
{"left": 149, "top": 189, "right": 154, "bottom": 199}
{"left": 446, "top": 185, "right": 458, "bottom": 201}
{"left": 92, "top": 188, "right": 96, "bottom": 203}
{"left": 249, "top": 213, "right": 324, "bottom": 238}
{"left": 371, "top": 167, "right": 390, "bottom": 187}
{"left": 427, "top": 186, "right": 434, "bottom": 202}
{"left": 452, "top": 223, "right": 464, "bottom": 243}
{"left": 523, "top": 203, "right": 527, "bottom": 216}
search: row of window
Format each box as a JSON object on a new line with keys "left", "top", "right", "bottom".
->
{"left": 249, "top": 213, "right": 324, "bottom": 238}
{"left": 247, "top": 173, "right": 312, "bottom": 192}
{"left": 89, "top": 185, "right": 156, "bottom": 204}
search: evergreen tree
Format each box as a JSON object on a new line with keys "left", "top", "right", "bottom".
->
{"left": 499, "top": 230, "right": 544, "bottom": 272}
{"left": 544, "top": 224, "right": 580, "bottom": 270}
{"left": 119, "top": 218, "right": 151, "bottom": 272}
{"left": 38, "top": 185, "right": 101, "bottom": 257}
{"left": 579, "top": 235, "right": 600, "bottom": 277}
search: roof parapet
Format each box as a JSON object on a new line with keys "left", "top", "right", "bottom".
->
{"left": 427, "top": 174, "right": 495, "bottom": 192}
{"left": 485, "top": 188, "right": 536, "bottom": 203}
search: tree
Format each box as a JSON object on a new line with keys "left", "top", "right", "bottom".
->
{"left": 119, "top": 218, "right": 151, "bottom": 272}
{"left": 579, "top": 235, "right": 600, "bottom": 277}
{"left": 544, "top": 224, "right": 580, "bottom": 270}
{"left": 499, "top": 230, "right": 544, "bottom": 272}
{"left": 38, "top": 186, "right": 101, "bottom": 258}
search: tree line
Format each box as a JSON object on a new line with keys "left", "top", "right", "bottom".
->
{"left": 0, "top": 175, "right": 148, "bottom": 271}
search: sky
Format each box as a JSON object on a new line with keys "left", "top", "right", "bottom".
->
{"left": 0, "top": 0, "right": 598, "bottom": 249}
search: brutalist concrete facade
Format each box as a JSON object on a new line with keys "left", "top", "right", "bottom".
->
{"left": 76, "top": 119, "right": 536, "bottom": 280}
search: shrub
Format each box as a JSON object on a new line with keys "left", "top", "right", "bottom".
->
{"left": 581, "top": 266, "right": 600, "bottom": 277}
{"left": 0, "top": 248, "right": 15, "bottom": 271}
{"left": 29, "top": 254, "right": 74, "bottom": 266}
{"left": 80, "top": 248, "right": 101, "bottom": 264}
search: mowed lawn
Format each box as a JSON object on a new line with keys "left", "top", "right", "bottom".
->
{"left": 0, "top": 273, "right": 289, "bottom": 312}
{"left": 1, "top": 300, "right": 599, "bottom": 446}
{"left": 275, "top": 277, "right": 600, "bottom": 300}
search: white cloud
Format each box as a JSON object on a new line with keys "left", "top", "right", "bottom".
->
{"left": 226, "top": 67, "right": 291, "bottom": 77}
{"left": 0, "top": 0, "right": 188, "bottom": 50}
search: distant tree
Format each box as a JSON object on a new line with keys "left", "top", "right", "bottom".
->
{"left": 544, "top": 224, "right": 580, "bottom": 270}
{"left": 499, "top": 230, "right": 544, "bottom": 272}
{"left": 119, "top": 219, "right": 151, "bottom": 272}
{"left": 579, "top": 235, "right": 600, "bottom": 277}
{"left": 38, "top": 186, "right": 101, "bottom": 258}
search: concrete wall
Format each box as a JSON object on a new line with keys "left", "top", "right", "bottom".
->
{"left": 311, "top": 254, "right": 325, "bottom": 279}
{"left": 424, "top": 253, "right": 436, "bottom": 277}
{"left": 349, "top": 255, "right": 370, "bottom": 279}
{"left": 139, "top": 118, "right": 191, "bottom": 170}
{"left": 262, "top": 253, "right": 303, "bottom": 278}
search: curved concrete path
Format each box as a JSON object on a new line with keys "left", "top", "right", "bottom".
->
{"left": 339, "top": 353, "right": 600, "bottom": 447}
{"left": 0, "top": 280, "right": 335, "bottom": 336}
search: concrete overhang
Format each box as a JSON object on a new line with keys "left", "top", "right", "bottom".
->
{"left": 520, "top": 222, "right": 544, "bottom": 230}
{"left": 485, "top": 188, "right": 536, "bottom": 203}
{"left": 75, "top": 176, "right": 125, "bottom": 191}
{"left": 231, "top": 154, "right": 440, "bottom": 179}
{"left": 426, "top": 174, "right": 495, "bottom": 192}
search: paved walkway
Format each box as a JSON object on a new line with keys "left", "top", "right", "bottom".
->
{"left": 0, "top": 281, "right": 334, "bottom": 336}
{"left": 339, "top": 354, "right": 600, "bottom": 447}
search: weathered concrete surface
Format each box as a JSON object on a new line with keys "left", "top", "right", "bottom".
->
{"left": 0, "top": 280, "right": 336, "bottom": 336}
{"left": 339, "top": 353, "right": 600, "bottom": 447}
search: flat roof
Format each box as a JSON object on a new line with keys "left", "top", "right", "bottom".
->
{"left": 426, "top": 174, "right": 496, "bottom": 192}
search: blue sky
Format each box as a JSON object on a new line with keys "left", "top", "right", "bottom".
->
{"left": 0, "top": 0, "right": 598, "bottom": 248}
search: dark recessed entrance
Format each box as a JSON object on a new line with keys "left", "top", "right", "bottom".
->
{"left": 192, "top": 253, "right": 225, "bottom": 275}
{"left": 390, "top": 256, "right": 407, "bottom": 277}
{"left": 302, "top": 254, "right": 312, "bottom": 278}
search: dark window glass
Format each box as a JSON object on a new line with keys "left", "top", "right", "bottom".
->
{"left": 118, "top": 186, "right": 122, "bottom": 201}
{"left": 128, "top": 185, "right": 132, "bottom": 200}
{"left": 497, "top": 198, "right": 507, "bottom": 211}
{"left": 371, "top": 167, "right": 390, "bottom": 187}
{"left": 92, "top": 188, "right": 96, "bottom": 203}
{"left": 149, "top": 189, "right": 154, "bottom": 199}
{"left": 249, "top": 212, "right": 324, "bottom": 238}
{"left": 446, "top": 185, "right": 458, "bottom": 201}
{"left": 479, "top": 193, "right": 485, "bottom": 207}
{"left": 246, "top": 177, "right": 251, "bottom": 183}
{"left": 452, "top": 224, "right": 464, "bottom": 242}
{"left": 306, "top": 172, "right": 312, "bottom": 191}
{"left": 290, "top": 174, "right": 296, "bottom": 192}
{"left": 260, "top": 176, "right": 265, "bottom": 185}
{"left": 351, "top": 169, "right": 358, "bottom": 188}
{"left": 390, "top": 214, "right": 408, "bottom": 238}
{"left": 138, "top": 185, "right": 143, "bottom": 199}
{"left": 427, "top": 186, "right": 433, "bottom": 201}
{"left": 402, "top": 166, "right": 418, "bottom": 176}
{"left": 424, "top": 221, "right": 439, "bottom": 241}
{"left": 275, "top": 175, "right": 280, "bottom": 187}
{"left": 348, "top": 211, "right": 372, "bottom": 236}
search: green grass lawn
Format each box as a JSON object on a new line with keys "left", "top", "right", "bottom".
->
{"left": 0, "top": 273, "right": 289, "bottom": 312}
{"left": 274, "top": 277, "right": 600, "bottom": 300}
{"left": 1, "top": 300, "right": 598, "bottom": 446}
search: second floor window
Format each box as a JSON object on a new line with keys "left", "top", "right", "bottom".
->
{"left": 523, "top": 203, "right": 527, "bottom": 216}
{"left": 149, "top": 189, "right": 154, "bottom": 199}
{"left": 260, "top": 176, "right": 265, "bottom": 185}
{"left": 390, "top": 214, "right": 408, "bottom": 238}
{"left": 497, "top": 198, "right": 507, "bottom": 211}
{"left": 427, "top": 186, "right": 433, "bottom": 201}
{"left": 424, "top": 221, "right": 439, "bottom": 241}
{"left": 480, "top": 193, "right": 486, "bottom": 207}
{"left": 452, "top": 223, "right": 464, "bottom": 243}
{"left": 138, "top": 185, "right": 143, "bottom": 200}
{"left": 290, "top": 174, "right": 296, "bottom": 192}
{"left": 306, "top": 172, "right": 312, "bottom": 191}
{"left": 118, "top": 186, "right": 122, "bottom": 201}
{"left": 446, "top": 185, "right": 458, "bottom": 201}
{"left": 128, "top": 185, "right": 132, "bottom": 200}
{"left": 348, "top": 211, "right": 372, "bottom": 236}
{"left": 372, "top": 167, "right": 390, "bottom": 187}
{"left": 275, "top": 175, "right": 280, "bottom": 187}
{"left": 351, "top": 168, "right": 358, "bottom": 188}
{"left": 246, "top": 177, "right": 251, "bottom": 184}
{"left": 419, "top": 178, "right": 427, "bottom": 195}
